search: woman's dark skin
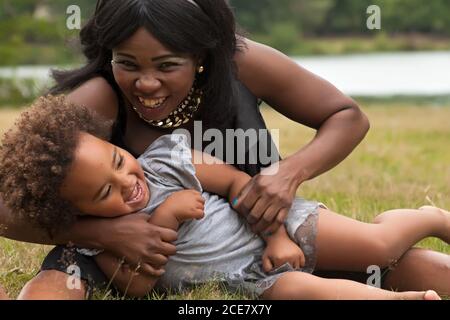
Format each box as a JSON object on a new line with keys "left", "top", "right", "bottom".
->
{"left": 1, "top": 31, "right": 449, "bottom": 299}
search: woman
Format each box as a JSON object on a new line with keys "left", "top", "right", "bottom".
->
{"left": 0, "top": 0, "right": 447, "bottom": 299}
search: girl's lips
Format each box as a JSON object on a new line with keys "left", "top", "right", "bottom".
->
{"left": 126, "top": 180, "right": 143, "bottom": 204}
{"left": 125, "top": 179, "right": 149, "bottom": 211}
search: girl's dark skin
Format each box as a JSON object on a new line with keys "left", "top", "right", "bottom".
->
{"left": 1, "top": 1, "right": 448, "bottom": 299}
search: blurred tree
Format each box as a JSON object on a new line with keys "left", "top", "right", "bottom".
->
{"left": 1, "top": 0, "right": 449, "bottom": 65}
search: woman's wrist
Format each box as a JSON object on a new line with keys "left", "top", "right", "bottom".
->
{"left": 277, "top": 156, "right": 309, "bottom": 187}
{"left": 58, "top": 217, "right": 109, "bottom": 249}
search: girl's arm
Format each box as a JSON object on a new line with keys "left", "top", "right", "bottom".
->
{"left": 191, "top": 149, "right": 250, "bottom": 203}
{"left": 95, "top": 190, "right": 204, "bottom": 297}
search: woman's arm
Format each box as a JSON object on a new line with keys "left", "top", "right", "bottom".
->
{"left": 0, "top": 78, "right": 176, "bottom": 275}
{"left": 232, "top": 39, "right": 370, "bottom": 232}
{"left": 236, "top": 38, "right": 370, "bottom": 183}
{"left": 1, "top": 196, "right": 176, "bottom": 276}
{"left": 95, "top": 190, "right": 204, "bottom": 297}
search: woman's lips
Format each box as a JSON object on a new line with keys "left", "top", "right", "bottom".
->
{"left": 137, "top": 96, "right": 167, "bottom": 109}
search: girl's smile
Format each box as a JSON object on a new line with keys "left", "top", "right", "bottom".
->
{"left": 60, "top": 132, "right": 150, "bottom": 217}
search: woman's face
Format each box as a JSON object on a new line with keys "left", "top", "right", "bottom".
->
{"left": 112, "top": 27, "right": 198, "bottom": 122}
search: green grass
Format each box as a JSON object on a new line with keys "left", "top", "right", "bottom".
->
{"left": 253, "top": 34, "right": 450, "bottom": 57}
{"left": 0, "top": 102, "right": 449, "bottom": 299}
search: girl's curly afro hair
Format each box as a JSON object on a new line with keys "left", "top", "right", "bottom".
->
{"left": 0, "top": 95, "right": 112, "bottom": 235}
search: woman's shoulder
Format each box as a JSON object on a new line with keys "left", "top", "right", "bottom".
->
{"left": 65, "top": 76, "right": 119, "bottom": 121}
{"left": 234, "top": 38, "right": 302, "bottom": 100}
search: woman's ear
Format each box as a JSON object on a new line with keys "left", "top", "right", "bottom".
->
{"left": 195, "top": 52, "right": 207, "bottom": 66}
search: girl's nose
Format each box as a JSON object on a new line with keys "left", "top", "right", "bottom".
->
{"left": 111, "top": 172, "right": 134, "bottom": 197}
{"left": 136, "top": 72, "right": 161, "bottom": 93}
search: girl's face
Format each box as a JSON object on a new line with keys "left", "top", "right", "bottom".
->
{"left": 60, "top": 133, "right": 150, "bottom": 217}
{"left": 112, "top": 27, "right": 198, "bottom": 122}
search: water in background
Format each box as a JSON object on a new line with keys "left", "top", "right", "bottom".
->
{"left": 1, "top": 51, "right": 450, "bottom": 98}
{"left": 294, "top": 51, "right": 450, "bottom": 96}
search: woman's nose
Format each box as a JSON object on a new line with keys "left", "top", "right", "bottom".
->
{"left": 135, "top": 72, "right": 161, "bottom": 93}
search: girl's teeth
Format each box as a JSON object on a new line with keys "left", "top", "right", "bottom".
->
{"left": 138, "top": 97, "right": 166, "bottom": 109}
{"left": 129, "top": 183, "right": 142, "bottom": 202}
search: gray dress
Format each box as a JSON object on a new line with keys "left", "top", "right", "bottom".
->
{"left": 136, "top": 134, "right": 322, "bottom": 297}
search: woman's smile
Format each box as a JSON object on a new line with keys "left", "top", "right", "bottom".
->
{"left": 112, "top": 27, "right": 198, "bottom": 123}
{"left": 138, "top": 96, "right": 167, "bottom": 109}
{"left": 133, "top": 95, "right": 171, "bottom": 120}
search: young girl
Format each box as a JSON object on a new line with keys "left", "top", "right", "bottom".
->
{"left": 0, "top": 96, "right": 447, "bottom": 300}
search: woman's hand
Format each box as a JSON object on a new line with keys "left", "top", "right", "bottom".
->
{"left": 100, "top": 213, "right": 177, "bottom": 276}
{"left": 233, "top": 159, "right": 301, "bottom": 234}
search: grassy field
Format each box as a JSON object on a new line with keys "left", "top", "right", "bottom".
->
{"left": 0, "top": 102, "right": 449, "bottom": 299}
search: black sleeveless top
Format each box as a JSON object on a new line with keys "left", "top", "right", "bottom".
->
{"left": 100, "top": 71, "right": 281, "bottom": 177}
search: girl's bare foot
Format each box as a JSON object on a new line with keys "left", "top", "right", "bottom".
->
{"left": 423, "top": 290, "right": 441, "bottom": 300}
{"left": 418, "top": 206, "right": 450, "bottom": 243}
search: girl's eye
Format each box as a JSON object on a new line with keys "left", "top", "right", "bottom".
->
{"left": 117, "top": 154, "right": 124, "bottom": 169}
{"left": 101, "top": 185, "right": 112, "bottom": 200}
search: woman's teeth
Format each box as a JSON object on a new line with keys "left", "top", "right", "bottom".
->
{"left": 138, "top": 97, "right": 166, "bottom": 109}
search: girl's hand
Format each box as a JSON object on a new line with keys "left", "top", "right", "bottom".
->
{"left": 101, "top": 213, "right": 177, "bottom": 276}
{"left": 233, "top": 159, "right": 301, "bottom": 234}
{"left": 163, "top": 189, "right": 205, "bottom": 221}
{"left": 262, "top": 235, "right": 305, "bottom": 272}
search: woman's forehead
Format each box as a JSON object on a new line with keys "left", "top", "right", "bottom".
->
{"left": 113, "top": 27, "right": 168, "bottom": 53}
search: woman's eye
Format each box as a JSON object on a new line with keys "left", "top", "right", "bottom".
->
{"left": 117, "top": 60, "right": 137, "bottom": 69}
{"left": 160, "top": 62, "right": 178, "bottom": 70}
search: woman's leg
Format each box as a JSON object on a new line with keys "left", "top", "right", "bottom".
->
{"left": 383, "top": 247, "right": 450, "bottom": 294}
{"left": 17, "top": 245, "right": 108, "bottom": 300}
{"left": 0, "top": 285, "right": 9, "bottom": 300}
{"left": 18, "top": 270, "right": 86, "bottom": 300}
{"left": 313, "top": 207, "right": 449, "bottom": 272}
{"left": 262, "top": 271, "right": 440, "bottom": 300}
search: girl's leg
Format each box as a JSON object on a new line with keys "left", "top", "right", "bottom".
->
{"left": 313, "top": 207, "right": 449, "bottom": 271}
{"left": 262, "top": 271, "right": 440, "bottom": 300}
{"left": 17, "top": 270, "right": 86, "bottom": 300}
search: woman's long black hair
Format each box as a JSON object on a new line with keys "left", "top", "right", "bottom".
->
{"left": 50, "top": 0, "right": 243, "bottom": 130}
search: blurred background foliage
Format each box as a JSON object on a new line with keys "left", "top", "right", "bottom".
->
{"left": 0, "top": 0, "right": 449, "bottom": 66}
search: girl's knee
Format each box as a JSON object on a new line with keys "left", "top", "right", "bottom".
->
{"left": 262, "top": 272, "right": 317, "bottom": 300}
